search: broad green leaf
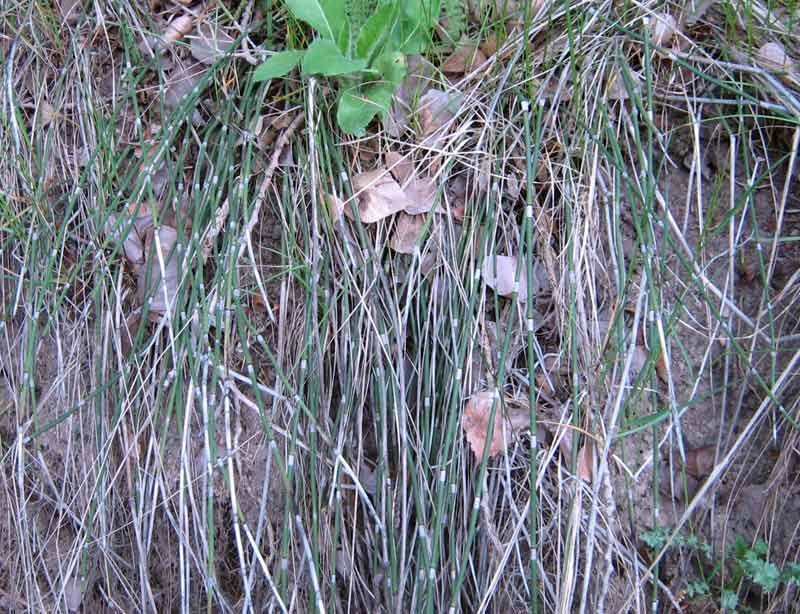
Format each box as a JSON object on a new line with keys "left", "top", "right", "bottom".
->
{"left": 253, "top": 50, "right": 304, "bottom": 81}
{"left": 337, "top": 17, "right": 351, "bottom": 55}
{"left": 355, "top": 4, "right": 394, "bottom": 60}
{"left": 365, "top": 82, "right": 394, "bottom": 116}
{"left": 402, "top": 0, "right": 438, "bottom": 26}
{"left": 372, "top": 51, "right": 406, "bottom": 86}
{"left": 284, "top": 0, "right": 336, "bottom": 40}
{"left": 397, "top": 16, "right": 432, "bottom": 55}
{"left": 337, "top": 91, "right": 373, "bottom": 136}
{"left": 322, "top": 0, "right": 347, "bottom": 41}
{"left": 302, "top": 39, "right": 367, "bottom": 76}
{"left": 336, "top": 82, "right": 394, "bottom": 135}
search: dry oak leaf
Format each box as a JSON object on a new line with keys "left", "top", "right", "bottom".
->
{"left": 576, "top": 442, "right": 593, "bottom": 482}
{"left": 685, "top": 446, "right": 716, "bottom": 479}
{"left": 480, "top": 31, "right": 516, "bottom": 61}
{"left": 418, "top": 88, "right": 461, "bottom": 136}
{"left": 163, "top": 14, "right": 194, "bottom": 45}
{"left": 447, "top": 174, "right": 467, "bottom": 209}
{"left": 56, "top": 0, "right": 82, "bottom": 24}
{"left": 163, "top": 60, "right": 206, "bottom": 114}
{"left": 385, "top": 151, "right": 414, "bottom": 184}
{"left": 480, "top": 32, "right": 500, "bottom": 58}
{"left": 107, "top": 201, "right": 183, "bottom": 323}
{"left": 63, "top": 574, "right": 83, "bottom": 611}
{"left": 190, "top": 23, "right": 235, "bottom": 65}
{"left": 402, "top": 176, "right": 438, "bottom": 214}
{"left": 385, "top": 152, "right": 439, "bottom": 214}
{"left": 384, "top": 55, "right": 438, "bottom": 136}
{"left": 648, "top": 13, "right": 677, "bottom": 46}
{"left": 348, "top": 170, "right": 413, "bottom": 223}
{"left": 138, "top": 224, "right": 181, "bottom": 322}
{"left": 482, "top": 254, "right": 544, "bottom": 302}
{"left": 389, "top": 212, "right": 426, "bottom": 254}
{"left": 36, "top": 99, "right": 58, "bottom": 128}
{"left": 462, "top": 390, "right": 530, "bottom": 458}
{"left": 441, "top": 41, "right": 487, "bottom": 74}
{"left": 106, "top": 201, "right": 159, "bottom": 266}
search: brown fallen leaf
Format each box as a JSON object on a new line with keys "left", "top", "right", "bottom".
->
{"left": 385, "top": 55, "right": 438, "bottom": 136}
{"left": 648, "top": 13, "right": 677, "bottom": 47}
{"left": 606, "top": 66, "right": 641, "bottom": 101}
{"left": 401, "top": 176, "right": 438, "bottom": 214}
{"left": 535, "top": 354, "right": 562, "bottom": 395}
{"left": 385, "top": 152, "right": 439, "bottom": 214}
{"left": 163, "top": 14, "right": 194, "bottom": 45}
{"left": 576, "top": 441, "right": 593, "bottom": 482}
{"left": 348, "top": 170, "right": 412, "bottom": 223}
{"left": 481, "top": 255, "right": 529, "bottom": 301}
{"left": 654, "top": 350, "right": 669, "bottom": 382}
{"left": 107, "top": 201, "right": 158, "bottom": 266}
{"left": 36, "top": 99, "right": 58, "bottom": 128}
{"left": 163, "top": 60, "right": 206, "bottom": 112}
{"left": 506, "top": 173, "right": 521, "bottom": 200}
{"left": 271, "top": 113, "right": 294, "bottom": 130}
{"left": 385, "top": 151, "right": 414, "bottom": 184}
{"left": 107, "top": 201, "right": 183, "bottom": 323}
{"left": 685, "top": 446, "right": 716, "bottom": 479}
{"left": 447, "top": 174, "right": 467, "bottom": 213}
{"left": 480, "top": 30, "right": 516, "bottom": 60}
{"left": 255, "top": 113, "right": 295, "bottom": 149}
{"left": 389, "top": 213, "right": 426, "bottom": 254}
{"left": 756, "top": 42, "right": 795, "bottom": 72}
{"left": 138, "top": 224, "right": 181, "bottom": 322}
{"left": 56, "top": 0, "right": 82, "bottom": 24}
{"left": 631, "top": 344, "right": 649, "bottom": 376}
{"left": 477, "top": 156, "right": 492, "bottom": 191}
{"left": 63, "top": 574, "right": 83, "bottom": 612}
{"left": 418, "top": 88, "right": 461, "bottom": 137}
{"left": 251, "top": 292, "right": 276, "bottom": 316}
{"left": 441, "top": 41, "right": 487, "bottom": 74}
{"left": 480, "top": 32, "right": 500, "bottom": 57}
{"left": 189, "top": 23, "right": 235, "bottom": 65}
{"left": 462, "top": 390, "right": 530, "bottom": 458}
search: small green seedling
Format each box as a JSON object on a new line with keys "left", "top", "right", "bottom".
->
{"left": 642, "top": 527, "right": 800, "bottom": 612}
{"left": 254, "top": 0, "right": 442, "bottom": 135}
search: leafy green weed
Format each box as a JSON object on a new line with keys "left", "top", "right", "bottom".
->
{"left": 254, "top": 0, "right": 442, "bottom": 135}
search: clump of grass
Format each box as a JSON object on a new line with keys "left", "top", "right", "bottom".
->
{"left": 1, "top": 0, "right": 799, "bottom": 612}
